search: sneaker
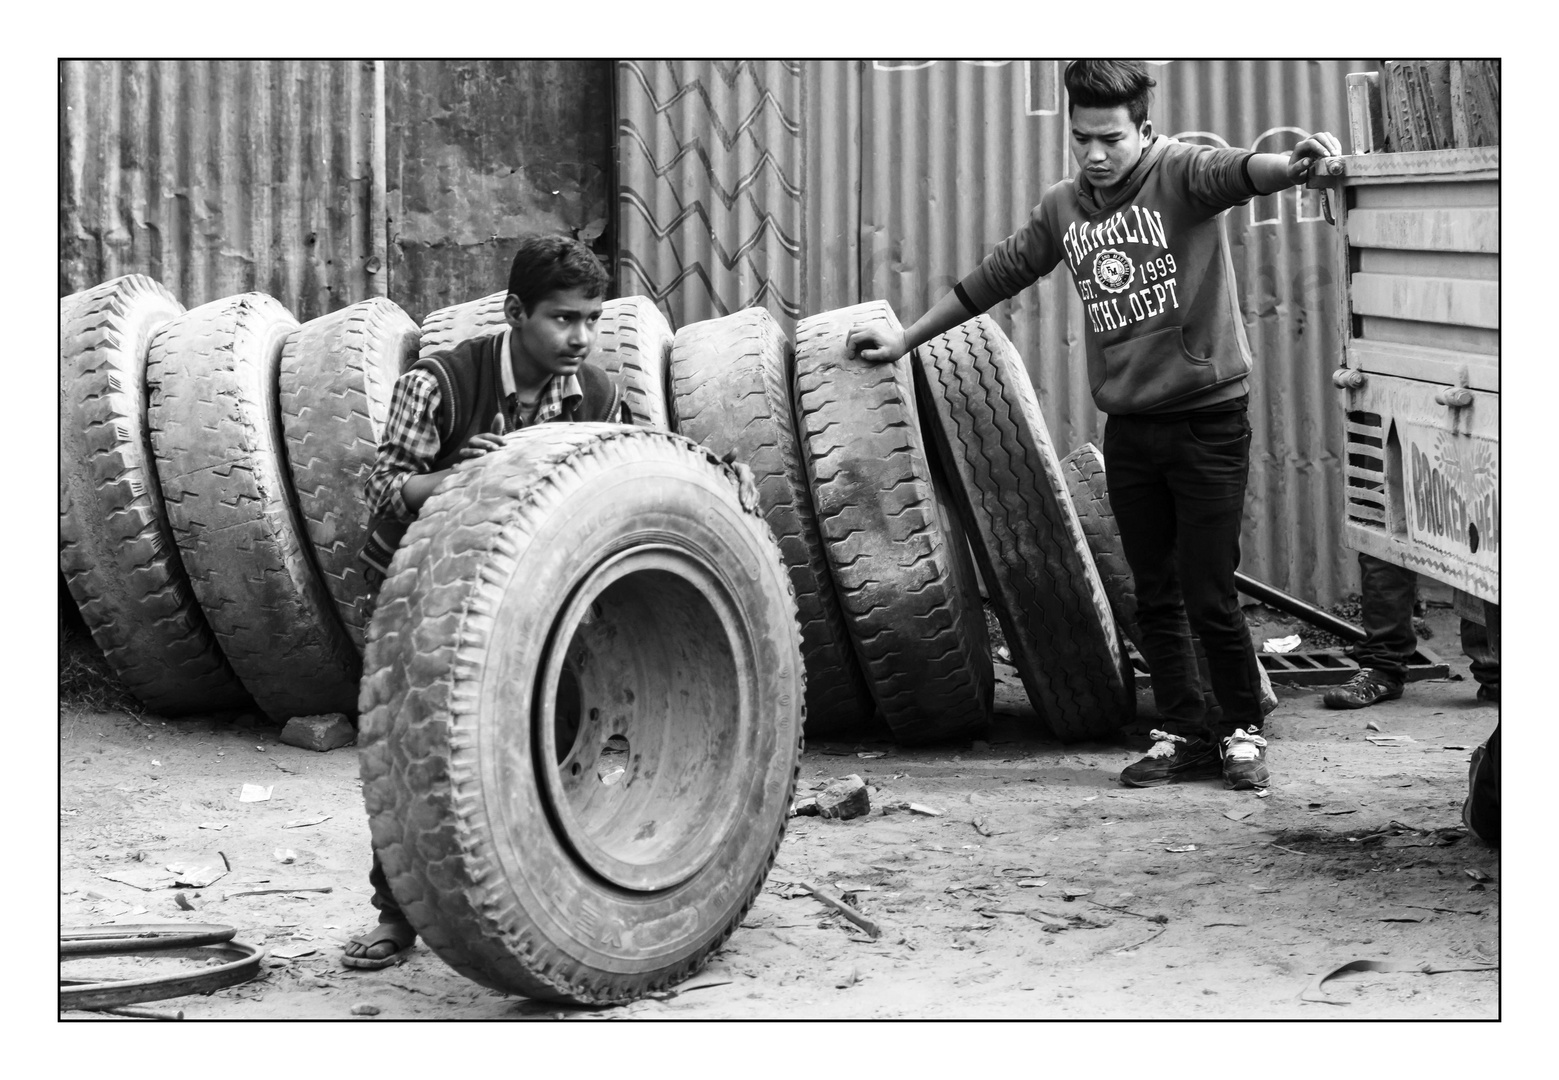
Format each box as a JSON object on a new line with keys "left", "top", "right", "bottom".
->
{"left": 1322, "top": 669, "right": 1403, "bottom": 710}
{"left": 1120, "top": 730, "right": 1222, "bottom": 788}
{"left": 1222, "top": 728, "right": 1270, "bottom": 790}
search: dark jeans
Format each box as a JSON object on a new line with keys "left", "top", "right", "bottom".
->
{"left": 1104, "top": 403, "right": 1264, "bottom": 742}
{"left": 368, "top": 850, "right": 405, "bottom": 923}
{"left": 1354, "top": 552, "right": 1499, "bottom": 694}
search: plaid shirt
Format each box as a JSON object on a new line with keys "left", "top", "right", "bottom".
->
{"left": 365, "top": 329, "right": 582, "bottom": 523}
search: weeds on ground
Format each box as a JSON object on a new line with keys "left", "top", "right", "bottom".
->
{"left": 58, "top": 625, "right": 145, "bottom": 720}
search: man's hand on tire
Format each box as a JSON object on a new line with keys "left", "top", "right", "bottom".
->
{"left": 846, "top": 324, "right": 908, "bottom": 364}
{"left": 457, "top": 432, "right": 507, "bottom": 460}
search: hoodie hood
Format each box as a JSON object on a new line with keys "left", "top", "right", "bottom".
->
{"left": 1076, "top": 135, "right": 1172, "bottom": 218}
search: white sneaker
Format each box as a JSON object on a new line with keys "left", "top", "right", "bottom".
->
{"left": 1222, "top": 728, "right": 1269, "bottom": 790}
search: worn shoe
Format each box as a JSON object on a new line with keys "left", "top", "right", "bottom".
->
{"left": 1322, "top": 669, "right": 1403, "bottom": 710}
{"left": 1120, "top": 730, "right": 1222, "bottom": 787}
{"left": 1222, "top": 728, "right": 1270, "bottom": 789}
{"left": 1475, "top": 684, "right": 1499, "bottom": 703}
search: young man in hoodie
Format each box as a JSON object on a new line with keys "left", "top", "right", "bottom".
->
{"left": 848, "top": 61, "right": 1341, "bottom": 790}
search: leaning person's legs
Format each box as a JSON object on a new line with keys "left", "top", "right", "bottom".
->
{"left": 1104, "top": 415, "right": 1207, "bottom": 740}
{"left": 1352, "top": 553, "right": 1417, "bottom": 686}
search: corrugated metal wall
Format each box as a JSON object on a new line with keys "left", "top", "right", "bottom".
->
{"left": 616, "top": 60, "right": 808, "bottom": 330}
{"left": 621, "top": 58, "right": 1378, "bottom": 604}
{"left": 385, "top": 60, "right": 615, "bottom": 323}
{"left": 60, "top": 60, "right": 384, "bottom": 321}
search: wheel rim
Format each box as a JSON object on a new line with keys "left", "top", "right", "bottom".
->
{"left": 534, "top": 544, "right": 751, "bottom": 892}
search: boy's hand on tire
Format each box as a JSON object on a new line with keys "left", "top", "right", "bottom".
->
{"left": 458, "top": 433, "right": 507, "bottom": 460}
{"left": 847, "top": 324, "right": 907, "bottom": 364}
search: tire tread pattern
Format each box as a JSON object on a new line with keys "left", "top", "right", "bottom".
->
{"left": 147, "top": 293, "right": 360, "bottom": 721}
{"left": 793, "top": 302, "right": 992, "bottom": 743}
{"left": 279, "top": 299, "right": 420, "bottom": 653}
{"left": 915, "top": 320, "right": 1132, "bottom": 742}
{"left": 58, "top": 276, "right": 251, "bottom": 715}
{"left": 669, "top": 308, "right": 872, "bottom": 735}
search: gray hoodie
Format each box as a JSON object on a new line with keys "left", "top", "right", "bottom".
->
{"left": 958, "top": 136, "right": 1260, "bottom": 415}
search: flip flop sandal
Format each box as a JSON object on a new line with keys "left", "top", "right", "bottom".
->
{"left": 342, "top": 921, "right": 416, "bottom": 970}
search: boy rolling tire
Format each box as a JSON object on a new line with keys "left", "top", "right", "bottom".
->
{"left": 358, "top": 426, "right": 802, "bottom": 1005}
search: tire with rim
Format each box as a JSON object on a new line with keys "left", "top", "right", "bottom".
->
{"left": 794, "top": 301, "right": 992, "bottom": 744}
{"left": 58, "top": 276, "right": 251, "bottom": 715}
{"left": 669, "top": 307, "right": 873, "bottom": 736}
{"left": 147, "top": 293, "right": 360, "bottom": 721}
{"left": 279, "top": 298, "right": 420, "bottom": 653}
{"left": 914, "top": 318, "right": 1133, "bottom": 742}
{"left": 1060, "top": 441, "right": 1276, "bottom": 715}
{"left": 358, "top": 425, "right": 803, "bottom": 1005}
{"left": 419, "top": 292, "right": 672, "bottom": 428}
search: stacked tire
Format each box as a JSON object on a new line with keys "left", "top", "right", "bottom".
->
{"left": 59, "top": 277, "right": 419, "bottom": 721}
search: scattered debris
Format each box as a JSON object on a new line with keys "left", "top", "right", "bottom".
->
{"left": 799, "top": 881, "right": 882, "bottom": 940}
{"left": 197, "top": 822, "right": 230, "bottom": 831}
{"left": 1379, "top": 912, "right": 1426, "bottom": 923}
{"left": 174, "top": 892, "right": 197, "bottom": 911}
{"left": 1268, "top": 842, "right": 1311, "bottom": 857}
{"left": 272, "top": 945, "right": 318, "bottom": 959}
{"left": 1365, "top": 720, "right": 1381, "bottom": 732}
{"left": 1223, "top": 808, "right": 1255, "bottom": 822}
{"left": 1464, "top": 868, "right": 1493, "bottom": 883}
{"left": 281, "top": 814, "right": 332, "bottom": 829}
{"left": 350, "top": 1003, "right": 381, "bottom": 1016}
{"left": 1165, "top": 844, "right": 1198, "bottom": 853}
{"left": 1014, "top": 879, "right": 1048, "bottom": 889}
{"left": 856, "top": 751, "right": 886, "bottom": 759}
{"left": 790, "top": 796, "right": 819, "bottom": 817}
{"left": 1300, "top": 958, "right": 1498, "bottom": 1005}
{"left": 1365, "top": 735, "right": 1415, "bottom": 747}
{"left": 239, "top": 784, "right": 273, "bottom": 803}
{"left": 833, "top": 967, "right": 863, "bottom": 989}
{"left": 1061, "top": 888, "right": 1091, "bottom": 900}
{"left": 1255, "top": 789, "right": 1271, "bottom": 799}
{"left": 881, "top": 800, "right": 944, "bottom": 817}
{"left": 1443, "top": 744, "right": 1469, "bottom": 751}
{"left": 1262, "top": 635, "right": 1301, "bottom": 653}
{"left": 225, "top": 885, "right": 333, "bottom": 899}
{"left": 1110, "top": 926, "right": 1169, "bottom": 954}
{"left": 274, "top": 849, "right": 297, "bottom": 865}
{"left": 816, "top": 775, "right": 870, "bottom": 820}
{"left": 279, "top": 713, "right": 356, "bottom": 752}
{"left": 972, "top": 815, "right": 993, "bottom": 837}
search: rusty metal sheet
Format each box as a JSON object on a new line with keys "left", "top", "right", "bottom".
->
{"left": 384, "top": 60, "right": 615, "bottom": 324}
{"left": 616, "top": 60, "right": 808, "bottom": 332}
{"left": 59, "top": 60, "right": 383, "bottom": 321}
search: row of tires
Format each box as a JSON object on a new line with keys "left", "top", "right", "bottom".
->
{"left": 61, "top": 275, "right": 1140, "bottom": 744}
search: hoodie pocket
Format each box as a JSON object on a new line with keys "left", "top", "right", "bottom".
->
{"left": 1094, "top": 326, "right": 1230, "bottom": 414}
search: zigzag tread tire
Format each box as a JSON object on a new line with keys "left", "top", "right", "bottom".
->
{"left": 794, "top": 302, "right": 992, "bottom": 744}
{"left": 915, "top": 318, "right": 1132, "bottom": 742}
{"left": 58, "top": 275, "right": 250, "bottom": 715}
{"left": 1060, "top": 443, "right": 1145, "bottom": 656}
{"left": 358, "top": 425, "right": 803, "bottom": 1005}
{"left": 147, "top": 293, "right": 360, "bottom": 721}
{"left": 669, "top": 308, "right": 872, "bottom": 735}
{"left": 280, "top": 299, "right": 420, "bottom": 654}
{"left": 419, "top": 292, "right": 671, "bottom": 428}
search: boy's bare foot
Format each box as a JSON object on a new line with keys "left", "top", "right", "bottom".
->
{"left": 342, "top": 917, "right": 416, "bottom": 970}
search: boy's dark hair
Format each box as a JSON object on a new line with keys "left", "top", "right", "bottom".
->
{"left": 506, "top": 234, "right": 610, "bottom": 312}
{"left": 1064, "top": 61, "right": 1156, "bottom": 127}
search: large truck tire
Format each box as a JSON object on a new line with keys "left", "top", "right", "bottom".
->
{"left": 1060, "top": 441, "right": 1276, "bottom": 717}
{"left": 279, "top": 298, "right": 420, "bottom": 654}
{"left": 358, "top": 425, "right": 802, "bottom": 1005}
{"left": 794, "top": 302, "right": 992, "bottom": 744}
{"left": 147, "top": 293, "right": 361, "bottom": 721}
{"left": 418, "top": 292, "right": 672, "bottom": 428}
{"left": 669, "top": 307, "right": 873, "bottom": 736}
{"left": 915, "top": 318, "right": 1133, "bottom": 742}
{"left": 58, "top": 276, "right": 251, "bottom": 715}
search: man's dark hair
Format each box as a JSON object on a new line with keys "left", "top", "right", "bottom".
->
{"left": 506, "top": 234, "right": 610, "bottom": 312}
{"left": 1064, "top": 61, "right": 1156, "bottom": 127}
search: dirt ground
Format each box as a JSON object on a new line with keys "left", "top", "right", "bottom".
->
{"left": 58, "top": 604, "right": 1500, "bottom": 1023}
